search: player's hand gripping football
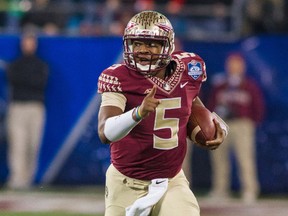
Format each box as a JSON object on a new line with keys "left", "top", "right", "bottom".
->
{"left": 138, "top": 85, "right": 160, "bottom": 119}
{"left": 205, "top": 119, "right": 226, "bottom": 150}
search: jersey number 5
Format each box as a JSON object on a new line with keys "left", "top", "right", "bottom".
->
{"left": 153, "top": 98, "right": 181, "bottom": 150}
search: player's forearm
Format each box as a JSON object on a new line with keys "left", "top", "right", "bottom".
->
{"left": 100, "top": 108, "right": 142, "bottom": 143}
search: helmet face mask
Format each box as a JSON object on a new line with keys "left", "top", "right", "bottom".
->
{"left": 123, "top": 11, "right": 175, "bottom": 75}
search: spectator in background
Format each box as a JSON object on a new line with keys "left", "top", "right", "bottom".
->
{"left": 6, "top": 32, "right": 49, "bottom": 190}
{"left": 165, "top": 0, "right": 187, "bottom": 38}
{"left": 242, "top": 0, "right": 286, "bottom": 36}
{"left": 20, "top": 0, "right": 68, "bottom": 35}
{"left": 0, "top": 59, "right": 8, "bottom": 146}
{"left": 134, "top": 0, "right": 155, "bottom": 12}
{"left": 207, "top": 52, "right": 265, "bottom": 203}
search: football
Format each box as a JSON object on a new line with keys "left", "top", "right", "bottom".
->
{"left": 187, "top": 104, "right": 216, "bottom": 146}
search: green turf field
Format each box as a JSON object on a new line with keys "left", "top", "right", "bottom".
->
{"left": 0, "top": 212, "right": 103, "bottom": 216}
{"left": 0, "top": 186, "right": 105, "bottom": 215}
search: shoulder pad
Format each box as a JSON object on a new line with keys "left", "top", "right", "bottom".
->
{"left": 97, "top": 64, "right": 126, "bottom": 93}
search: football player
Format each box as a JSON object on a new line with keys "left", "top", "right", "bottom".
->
{"left": 97, "top": 10, "right": 227, "bottom": 216}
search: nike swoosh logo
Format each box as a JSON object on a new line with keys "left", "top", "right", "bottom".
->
{"left": 156, "top": 180, "right": 166, "bottom": 184}
{"left": 180, "top": 81, "right": 188, "bottom": 88}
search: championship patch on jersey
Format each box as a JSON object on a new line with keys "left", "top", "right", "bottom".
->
{"left": 187, "top": 60, "right": 203, "bottom": 80}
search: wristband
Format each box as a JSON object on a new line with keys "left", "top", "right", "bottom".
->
{"left": 134, "top": 106, "right": 142, "bottom": 121}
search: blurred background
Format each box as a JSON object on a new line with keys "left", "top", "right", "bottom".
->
{"left": 0, "top": 0, "right": 288, "bottom": 198}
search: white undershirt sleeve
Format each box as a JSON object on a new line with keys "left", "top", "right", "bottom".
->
{"left": 104, "top": 108, "right": 141, "bottom": 142}
{"left": 100, "top": 92, "right": 141, "bottom": 142}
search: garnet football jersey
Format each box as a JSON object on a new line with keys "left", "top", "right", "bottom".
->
{"left": 98, "top": 51, "right": 207, "bottom": 180}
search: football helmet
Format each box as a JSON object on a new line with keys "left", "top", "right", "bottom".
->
{"left": 123, "top": 11, "right": 175, "bottom": 74}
